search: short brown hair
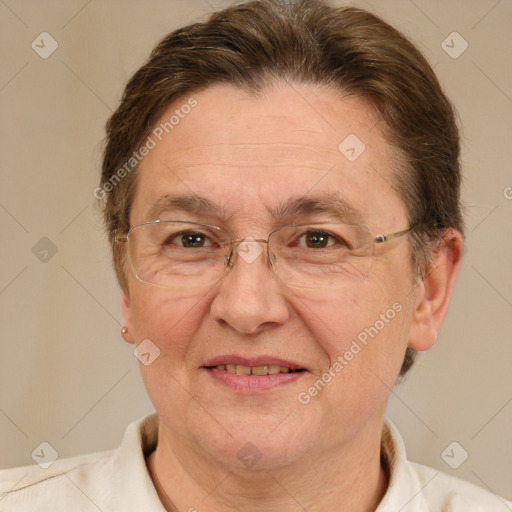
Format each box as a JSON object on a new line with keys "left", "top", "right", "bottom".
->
{"left": 100, "top": 0, "right": 463, "bottom": 377}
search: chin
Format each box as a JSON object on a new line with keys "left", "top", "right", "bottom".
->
{"left": 195, "top": 412, "right": 320, "bottom": 473}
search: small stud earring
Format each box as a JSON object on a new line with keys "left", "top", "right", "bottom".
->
{"left": 121, "top": 326, "right": 128, "bottom": 335}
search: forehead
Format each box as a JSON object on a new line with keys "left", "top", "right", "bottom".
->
{"left": 131, "top": 83, "right": 408, "bottom": 230}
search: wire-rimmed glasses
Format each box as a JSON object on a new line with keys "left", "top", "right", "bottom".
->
{"left": 115, "top": 220, "right": 414, "bottom": 290}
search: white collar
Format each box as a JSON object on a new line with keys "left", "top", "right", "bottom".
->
{"left": 111, "top": 414, "right": 430, "bottom": 511}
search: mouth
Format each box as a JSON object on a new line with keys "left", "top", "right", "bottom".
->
{"left": 202, "top": 356, "right": 307, "bottom": 393}
{"left": 207, "top": 364, "right": 305, "bottom": 376}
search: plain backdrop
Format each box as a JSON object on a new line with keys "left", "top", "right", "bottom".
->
{"left": 0, "top": 0, "right": 511, "bottom": 502}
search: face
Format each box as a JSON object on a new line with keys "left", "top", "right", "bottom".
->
{"left": 122, "top": 83, "right": 426, "bottom": 470}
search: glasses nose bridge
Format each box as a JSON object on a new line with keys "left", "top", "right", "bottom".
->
{"left": 226, "top": 236, "right": 273, "bottom": 270}
{"left": 230, "top": 236, "right": 269, "bottom": 245}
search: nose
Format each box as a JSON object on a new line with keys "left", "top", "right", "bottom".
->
{"left": 210, "top": 237, "right": 290, "bottom": 334}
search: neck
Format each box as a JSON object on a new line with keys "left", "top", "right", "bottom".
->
{"left": 146, "top": 418, "right": 389, "bottom": 512}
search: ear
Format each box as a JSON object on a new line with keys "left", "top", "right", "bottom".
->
{"left": 408, "top": 229, "right": 464, "bottom": 351}
{"left": 120, "top": 289, "right": 136, "bottom": 345}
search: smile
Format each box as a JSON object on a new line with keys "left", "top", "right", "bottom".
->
{"left": 203, "top": 356, "right": 307, "bottom": 393}
{"left": 210, "top": 364, "right": 302, "bottom": 376}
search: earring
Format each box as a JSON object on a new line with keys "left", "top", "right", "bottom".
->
{"left": 121, "top": 326, "right": 128, "bottom": 335}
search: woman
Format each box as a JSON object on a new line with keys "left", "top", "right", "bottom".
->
{"left": 1, "top": 1, "right": 510, "bottom": 510}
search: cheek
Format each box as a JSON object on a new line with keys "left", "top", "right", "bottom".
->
{"left": 300, "top": 279, "right": 413, "bottom": 397}
{"left": 129, "top": 285, "right": 211, "bottom": 365}
{"left": 289, "top": 283, "right": 413, "bottom": 445}
{"left": 127, "top": 286, "right": 215, "bottom": 422}
{"left": 297, "top": 283, "right": 397, "bottom": 357}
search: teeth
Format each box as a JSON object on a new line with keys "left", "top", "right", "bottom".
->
{"left": 251, "top": 365, "right": 270, "bottom": 376}
{"left": 214, "top": 364, "right": 293, "bottom": 375}
{"left": 235, "top": 365, "right": 251, "bottom": 376}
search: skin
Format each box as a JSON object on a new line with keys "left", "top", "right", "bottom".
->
{"left": 120, "top": 83, "right": 463, "bottom": 511}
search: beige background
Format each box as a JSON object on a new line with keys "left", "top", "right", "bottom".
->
{"left": 1, "top": 0, "right": 511, "bottom": 502}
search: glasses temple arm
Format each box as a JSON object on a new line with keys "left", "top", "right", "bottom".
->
{"left": 374, "top": 226, "right": 416, "bottom": 244}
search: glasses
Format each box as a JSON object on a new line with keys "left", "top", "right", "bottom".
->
{"left": 115, "top": 220, "right": 414, "bottom": 291}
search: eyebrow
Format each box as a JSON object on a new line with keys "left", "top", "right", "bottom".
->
{"left": 147, "top": 194, "right": 226, "bottom": 221}
{"left": 270, "top": 195, "right": 363, "bottom": 224}
{"left": 145, "top": 193, "right": 364, "bottom": 225}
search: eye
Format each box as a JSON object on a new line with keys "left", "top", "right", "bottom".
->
{"left": 297, "top": 230, "right": 339, "bottom": 249}
{"left": 165, "top": 230, "right": 214, "bottom": 248}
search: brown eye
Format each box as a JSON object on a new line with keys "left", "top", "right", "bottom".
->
{"left": 294, "top": 230, "right": 347, "bottom": 249}
{"left": 303, "top": 231, "right": 332, "bottom": 249}
{"left": 166, "top": 231, "right": 211, "bottom": 248}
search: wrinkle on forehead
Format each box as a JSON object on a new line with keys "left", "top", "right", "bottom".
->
{"left": 153, "top": 141, "right": 345, "bottom": 173}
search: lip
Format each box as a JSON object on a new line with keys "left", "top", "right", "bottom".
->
{"left": 202, "top": 354, "right": 307, "bottom": 393}
{"left": 203, "top": 355, "right": 305, "bottom": 371}
{"left": 205, "top": 368, "right": 305, "bottom": 393}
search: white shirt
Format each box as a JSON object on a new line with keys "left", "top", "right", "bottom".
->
{"left": 1, "top": 414, "right": 510, "bottom": 511}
